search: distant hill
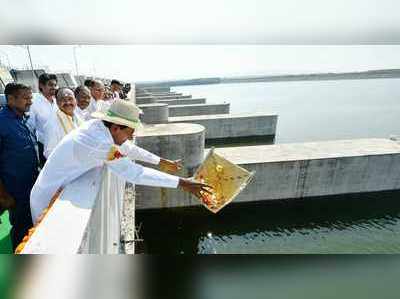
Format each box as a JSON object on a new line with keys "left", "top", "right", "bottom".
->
{"left": 135, "top": 69, "right": 400, "bottom": 88}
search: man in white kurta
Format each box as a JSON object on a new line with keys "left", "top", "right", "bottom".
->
{"left": 85, "top": 80, "right": 105, "bottom": 118}
{"left": 111, "top": 79, "right": 122, "bottom": 100}
{"left": 30, "top": 100, "right": 210, "bottom": 223}
{"left": 74, "top": 85, "right": 92, "bottom": 121}
{"left": 43, "top": 88, "right": 83, "bottom": 158}
{"left": 27, "top": 73, "right": 58, "bottom": 165}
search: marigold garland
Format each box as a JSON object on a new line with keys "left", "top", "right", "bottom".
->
{"left": 107, "top": 145, "right": 125, "bottom": 161}
{"left": 15, "top": 190, "right": 62, "bottom": 254}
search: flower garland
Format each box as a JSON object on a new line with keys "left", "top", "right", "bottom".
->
{"left": 107, "top": 145, "right": 125, "bottom": 161}
{"left": 15, "top": 189, "right": 62, "bottom": 254}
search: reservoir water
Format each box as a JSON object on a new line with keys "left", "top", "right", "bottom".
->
{"left": 136, "top": 78, "right": 400, "bottom": 254}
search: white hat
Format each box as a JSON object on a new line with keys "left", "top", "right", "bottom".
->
{"left": 91, "top": 100, "right": 142, "bottom": 129}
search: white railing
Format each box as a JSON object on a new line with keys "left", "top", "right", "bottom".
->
{"left": 21, "top": 166, "right": 129, "bottom": 254}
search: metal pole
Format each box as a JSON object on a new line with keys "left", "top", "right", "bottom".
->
{"left": 26, "top": 45, "right": 36, "bottom": 77}
{"left": 73, "top": 46, "right": 79, "bottom": 76}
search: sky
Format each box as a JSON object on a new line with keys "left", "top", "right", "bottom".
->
{"left": 0, "top": 45, "right": 400, "bottom": 82}
{"left": 1, "top": 0, "right": 400, "bottom": 81}
{"left": 1, "top": 0, "right": 400, "bottom": 44}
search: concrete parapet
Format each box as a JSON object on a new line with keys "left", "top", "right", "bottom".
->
{"left": 135, "top": 123, "right": 205, "bottom": 209}
{"left": 136, "top": 138, "right": 400, "bottom": 209}
{"left": 213, "top": 138, "right": 400, "bottom": 203}
{"left": 156, "top": 98, "right": 206, "bottom": 106}
{"left": 169, "top": 113, "right": 277, "bottom": 142}
{"left": 168, "top": 103, "right": 230, "bottom": 117}
{"left": 138, "top": 103, "right": 169, "bottom": 124}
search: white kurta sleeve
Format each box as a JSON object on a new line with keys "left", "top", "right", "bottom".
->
{"left": 43, "top": 119, "right": 63, "bottom": 158}
{"left": 106, "top": 157, "right": 179, "bottom": 188}
{"left": 119, "top": 141, "right": 161, "bottom": 165}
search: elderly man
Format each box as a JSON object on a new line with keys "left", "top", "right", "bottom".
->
{"left": 27, "top": 73, "right": 58, "bottom": 166}
{"left": 30, "top": 100, "right": 209, "bottom": 223}
{"left": 74, "top": 85, "right": 91, "bottom": 121}
{"left": 0, "top": 83, "right": 39, "bottom": 250}
{"left": 86, "top": 80, "right": 105, "bottom": 116}
{"left": 43, "top": 88, "right": 83, "bottom": 158}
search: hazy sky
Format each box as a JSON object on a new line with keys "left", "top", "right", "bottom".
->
{"left": 1, "top": 0, "right": 400, "bottom": 44}
{"left": 0, "top": 45, "right": 400, "bottom": 82}
{"left": 1, "top": 1, "right": 400, "bottom": 81}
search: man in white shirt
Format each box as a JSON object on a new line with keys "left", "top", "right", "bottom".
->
{"left": 30, "top": 100, "right": 210, "bottom": 223}
{"left": 27, "top": 73, "right": 58, "bottom": 166}
{"left": 86, "top": 80, "right": 105, "bottom": 116}
{"left": 111, "top": 79, "right": 123, "bottom": 100}
{"left": 43, "top": 88, "right": 83, "bottom": 158}
{"left": 74, "top": 85, "right": 91, "bottom": 121}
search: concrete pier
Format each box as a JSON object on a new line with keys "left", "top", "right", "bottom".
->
{"left": 146, "top": 92, "right": 182, "bottom": 97}
{"left": 169, "top": 113, "right": 277, "bottom": 143}
{"left": 138, "top": 103, "right": 169, "bottom": 124}
{"left": 135, "top": 138, "right": 400, "bottom": 210}
{"left": 156, "top": 98, "right": 207, "bottom": 106}
{"left": 135, "top": 123, "right": 205, "bottom": 209}
{"left": 136, "top": 86, "right": 171, "bottom": 93}
{"left": 168, "top": 103, "right": 230, "bottom": 117}
{"left": 135, "top": 97, "right": 157, "bottom": 105}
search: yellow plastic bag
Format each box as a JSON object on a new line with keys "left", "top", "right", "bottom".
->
{"left": 194, "top": 148, "right": 255, "bottom": 213}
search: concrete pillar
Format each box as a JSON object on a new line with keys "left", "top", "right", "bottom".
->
{"left": 138, "top": 103, "right": 169, "bottom": 124}
{"left": 135, "top": 97, "right": 157, "bottom": 105}
{"left": 156, "top": 98, "right": 206, "bottom": 106}
{"left": 169, "top": 113, "right": 278, "bottom": 142}
{"left": 135, "top": 123, "right": 205, "bottom": 209}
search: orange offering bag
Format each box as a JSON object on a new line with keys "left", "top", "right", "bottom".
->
{"left": 194, "top": 148, "right": 255, "bottom": 213}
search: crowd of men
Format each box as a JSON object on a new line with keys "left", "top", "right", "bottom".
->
{"left": 0, "top": 73, "right": 210, "bottom": 252}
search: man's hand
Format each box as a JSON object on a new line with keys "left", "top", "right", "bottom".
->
{"left": 159, "top": 158, "right": 183, "bottom": 174}
{"left": 178, "top": 178, "right": 213, "bottom": 200}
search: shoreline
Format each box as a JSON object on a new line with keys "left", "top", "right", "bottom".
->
{"left": 135, "top": 69, "right": 400, "bottom": 88}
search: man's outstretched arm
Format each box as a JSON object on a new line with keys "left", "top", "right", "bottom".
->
{"left": 119, "top": 141, "right": 182, "bottom": 173}
{"left": 106, "top": 157, "right": 211, "bottom": 200}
